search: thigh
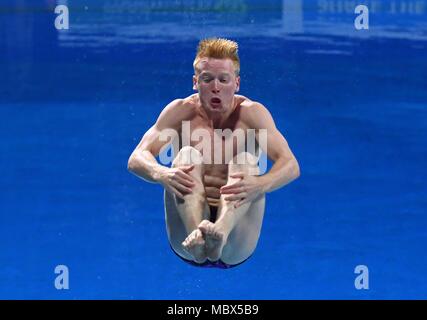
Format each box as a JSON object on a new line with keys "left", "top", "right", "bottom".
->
{"left": 220, "top": 194, "right": 266, "bottom": 265}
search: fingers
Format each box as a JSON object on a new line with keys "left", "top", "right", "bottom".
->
{"left": 170, "top": 179, "right": 193, "bottom": 194}
{"left": 220, "top": 181, "right": 244, "bottom": 194}
{"left": 176, "top": 170, "right": 195, "bottom": 183}
{"left": 163, "top": 165, "right": 200, "bottom": 198}
{"left": 221, "top": 181, "right": 243, "bottom": 190}
{"left": 174, "top": 173, "right": 195, "bottom": 188}
{"left": 170, "top": 186, "right": 184, "bottom": 199}
{"left": 220, "top": 186, "right": 245, "bottom": 195}
{"left": 181, "top": 164, "right": 195, "bottom": 173}
{"left": 229, "top": 172, "right": 245, "bottom": 179}
{"left": 224, "top": 192, "right": 246, "bottom": 201}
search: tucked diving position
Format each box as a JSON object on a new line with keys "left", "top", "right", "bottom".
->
{"left": 128, "top": 38, "right": 300, "bottom": 268}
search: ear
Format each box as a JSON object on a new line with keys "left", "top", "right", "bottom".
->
{"left": 235, "top": 76, "right": 240, "bottom": 93}
{"left": 193, "top": 75, "right": 198, "bottom": 91}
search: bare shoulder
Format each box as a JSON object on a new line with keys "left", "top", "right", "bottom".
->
{"left": 156, "top": 94, "right": 198, "bottom": 129}
{"left": 236, "top": 95, "right": 274, "bottom": 128}
{"left": 162, "top": 94, "right": 198, "bottom": 116}
{"left": 238, "top": 95, "right": 265, "bottom": 110}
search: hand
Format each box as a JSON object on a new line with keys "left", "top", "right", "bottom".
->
{"left": 220, "top": 172, "right": 265, "bottom": 208}
{"left": 159, "top": 165, "right": 196, "bottom": 199}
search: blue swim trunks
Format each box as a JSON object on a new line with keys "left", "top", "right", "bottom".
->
{"left": 171, "top": 246, "right": 249, "bottom": 269}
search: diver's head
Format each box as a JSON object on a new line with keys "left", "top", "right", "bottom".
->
{"left": 192, "top": 38, "right": 240, "bottom": 115}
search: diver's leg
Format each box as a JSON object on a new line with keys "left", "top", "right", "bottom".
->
{"left": 198, "top": 152, "right": 266, "bottom": 264}
{"left": 164, "top": 146, "right": 209, "bottom": 263}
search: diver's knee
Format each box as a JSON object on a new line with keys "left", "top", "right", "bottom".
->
{"left": 228, "top": 152, "right": 259, "bottom": 176}
{"left": 173, "top": 146, "right": 203, "bottom": 167}
{"left": 172, "top": 146, "right": 206, "bottom": 194}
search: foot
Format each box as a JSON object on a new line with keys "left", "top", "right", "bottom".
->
{"left": 182, "top": 229, "right": 207, "bottom": 263}
{"left": 198, "top": 220, "right": 227, "bottom": 262}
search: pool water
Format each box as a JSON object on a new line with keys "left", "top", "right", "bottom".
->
{"left": 0, "top": 0, "right": 426, "bottom": 299}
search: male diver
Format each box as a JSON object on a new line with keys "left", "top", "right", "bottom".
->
{"left": 128, "top": 38, "right": 300, "bottom": 268}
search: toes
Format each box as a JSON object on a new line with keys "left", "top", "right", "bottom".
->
{"left": 182, "top": 235, "right": 194, "bottom": 248}
{"left": 198, "top": 220, "right": 211, "bottom": 232}
{"left": 205, "top": 226, "right": 217, "bottom": 237}
{"left": 188, "top": 236, "right": 196, "bottom": 247}
{"left": 214, "top": 230, "right": 223, "bottom": 240}
{"left": 198, "top": 225, "right": 208, "bottom": 234}
{"left": 200, "top": 219, "right": 210, "bottom": 226}
{"left": 195, "top": 238, "right": 205, "bottom": 246}
{"left": 194, "top": 231, "right": 204, "bottom": 244}
{"left": 183, "top": 236, "right": 191, "bottom": 245}
{"left": 199, "top": 222, "right": 214, "bottom": 235}
{"left": 194, "top": 229, "right": 203, "bottom": 238}
{"left": 183, "top": 229, "right": 205, "bottom": 249}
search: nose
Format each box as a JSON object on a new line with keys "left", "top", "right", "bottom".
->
{"left": 211, "top": 79, "right": 220, "bottom": 93}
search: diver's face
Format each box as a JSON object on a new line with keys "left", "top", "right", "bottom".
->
{"left": 193, "top": 58, "right": 240, "bottom": 114}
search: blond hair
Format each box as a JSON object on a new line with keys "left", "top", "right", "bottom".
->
{"left": 193, "top": 38, "right": 240, "bottom": 76}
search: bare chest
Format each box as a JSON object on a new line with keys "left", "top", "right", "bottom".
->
{"left": 180, "top": 119, "right": 254, "bottom": 166}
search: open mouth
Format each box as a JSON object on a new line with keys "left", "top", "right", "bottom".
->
{"left": 210, "top": 97, "right": 222, "bottom": 105}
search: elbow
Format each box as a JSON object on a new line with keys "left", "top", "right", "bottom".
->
{"left": 292, "top": 158, "right": 300, "bottom": 180}
{"left": 127, "top": 154, "right": 137, "bottom": 173}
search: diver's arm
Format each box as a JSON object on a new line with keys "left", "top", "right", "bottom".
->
{"left": 127, "top": 99, "right": 184, "bottom": 183}
{"left": 127, "top": 125, "right": 171, "bottom": 183}
{"left": 244, "top": 102, "right": 300, "bottom": 193}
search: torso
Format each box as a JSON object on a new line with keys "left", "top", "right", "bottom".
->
{"left": 177, "top": 94, "right": 258, "bottom": 207}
